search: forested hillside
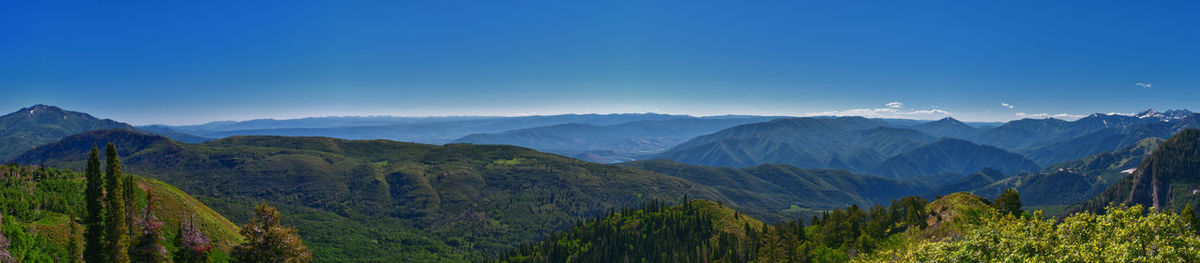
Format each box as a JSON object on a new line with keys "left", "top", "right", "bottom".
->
{"left": 509, "top": 191, "right": 1200, "bottom": 262}
{"left": 621, "top": 160, "right": 927, "bottom": 222}
{"left": 654, "top": 117, "right": 931, "bottom": 171}
{"left": 12, "top": 129, "right": 797, "bottom": 261}
{"left": 871, "top": 138, "right": 1039, "bottom": 181}
{"left": 0, "top": 164, "right": 242, "bottom": 262}
{"left": 1073, "top": 129, "right": 1200, "bottom": 213}
{"left": 14, "top": 129, "right": 984, "bottom": 261}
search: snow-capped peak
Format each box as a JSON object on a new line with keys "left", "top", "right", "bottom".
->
{"left": 1136, "top": 109, "right": 1161, "bottom": 119}
{"left": 1133, "top": 109, "right": 1193, "bottom": 121}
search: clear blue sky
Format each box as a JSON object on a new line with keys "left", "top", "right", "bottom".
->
{"left": 3, "top": 1, "right": 1199, "bottom": 125}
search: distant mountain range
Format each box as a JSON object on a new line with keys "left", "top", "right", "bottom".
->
{"left": 0, "top": 104, "right": 134, "bottom": 160}
{"left": 924, "top": 137, "right": 1162, "bottom": 212}
{"left": 3, "top": 103, "right": 1196, "bottom": 186}
{"left": 652, "top": 117, "right": 1040, "bottom": 180}
{"left": 652, "top": 110, "right": 1199, "bottom": 179}
{"left": 453, "top": 116, "right": 778, "bottom": 163}
{"left": 7, "top": 104, "right": 1200, "bottom": 260}
{"left": 152, "top": 113, "right": 699, "bottom": 144}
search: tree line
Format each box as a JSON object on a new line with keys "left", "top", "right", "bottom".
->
{"left": 0, "top": 143, "right": 315, "bottom": 262}
{"left": 501, "top": 188, "right": 1028, "bottom": 262}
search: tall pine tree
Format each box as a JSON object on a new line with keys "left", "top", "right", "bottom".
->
{"left": 104, "top": 143, "right": 130, "bottom": 263}
{"left": 129, "top": 190, "right": 169, "bottom": 263}
{"left": 68, "top": 212, "right": 82, "bottom": 263}
{"left": 122, "top": 172, "right": 138, "bottom": 241}
{"left": 83, "top": 145, "right": 105, "bottom": 263}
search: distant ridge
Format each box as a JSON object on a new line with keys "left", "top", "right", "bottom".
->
{"left": 913, "top": 117, "right": 980, "bottom": 139}
{"left": 871, "top": 138, "right": 1040, "bottom": 181}
{"left": 1072, "top": 129, "right": 1200, "bottom": 213}
{"left": 0, "top": 104, "right": 134, "bottom": 160}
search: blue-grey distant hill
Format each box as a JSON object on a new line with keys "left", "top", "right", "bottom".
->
{"left": 156, "top": 113, "right": 695, "bottom": 144}
{"left": 452, "top": 116, "right": 779, "bottom": 162}
{"left": 653, "top": 110, "right": 1198, "bottom": 181}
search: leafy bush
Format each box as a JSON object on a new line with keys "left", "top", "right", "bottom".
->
{"left": 865, "top": 204, "right": 1200, "bottom": 262}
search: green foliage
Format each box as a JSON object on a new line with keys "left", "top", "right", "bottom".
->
{"left": 1072, "top": 129, "right": 1200, "bottom": 214}
{"left": 0, "top": 214, "right": 15, "bottom": 263}
{"left": 623, "top": 160, "right": 929, "bottom": 222}
{"left": 502, "top": 199, "right": 767, "bottom": 262}
{"left": 0, "top": 162, "right": 239, "bottom": 262}
{"left": 1183, "top": 204, "right": 1198, "bottom": 234}
{"left": 993, "top": 188, "right": 1021, "bottom": 216}
{"left": 921, "top": 192, "right": 996, "bottom": 240}
{"left": 3, "top": 213, "right": 68, "bottom": 262}
{"left": 174, "top": 214, "right": 213, "bottom": 263}
{"left": 231, "top": 203, "right": 312, "bottom": 263}
{"left": 129, "top": 190, "right": 169, "bottom": 263}
{"left": 84, "top": 145, "right": 104, "bottom": 263}
{"left": 21, "top": 130, "right": 780, "bottom": 261}
{"left": 104, "top": 143, "right": 130, "bottom": 263}
{"left": 506, "top": 196, "right": 934, "bottom": 263}
{"left": 864, "top": 205, "right": 1200, "bottom": 262}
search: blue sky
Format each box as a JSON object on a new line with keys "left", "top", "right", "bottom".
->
{"left": 3, "top": 1, "right": 1199, "bottom": 125}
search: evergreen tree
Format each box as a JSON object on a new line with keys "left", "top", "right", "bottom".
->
{"left": 232, "top": 202, "right": 312, "bottom": 263}
{"left": 129, "top": 190, "right": 168, "bottom": 263}
{"left": 122, "top": 173, "right": 138, "bottom": 241}
{"left": 173, "top": 214, "right": 212, "bottom": 263}
{"left": 994, "top": 188, "right": 1022, "bottom": 216}
{"left": 83, "top": 145, "right": 105, "bottom": 263}
{"left": 1183, "top": 204, "right": 1199, "bottom": 234}
{"left": 104, "top": 143, "right": 130, "bottom": 263}
{"left": 68, "top": 213, "right": 82, "bottom": 263}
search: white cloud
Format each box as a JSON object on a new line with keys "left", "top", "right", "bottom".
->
{"left": 805, "top": 107, "right": 952, "bottom": 120}
{"left": 1136, "top": 82, "right": 1152, "bottom": 88}
{"left": 1001, "top": 102, "right": 1014, "bottom": 109}
{"left": 886, "top": 102, "right": 903, "bottom": 108}
{"left": 1015, "top": 112, "right": 1086, "bottom": 120}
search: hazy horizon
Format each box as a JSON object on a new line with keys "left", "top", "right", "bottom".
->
{"left": 11, "top": 103, "right": 1193, "bottom": 126}
{"left": 6, "top": 1, "right": 1199, "bottom": 125}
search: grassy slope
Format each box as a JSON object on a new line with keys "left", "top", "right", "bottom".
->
{"left": 1, "top": 166, "right": 241, "bottom": 261}
{"left": 921, "top": 192, "right": 995, "bottom": 240}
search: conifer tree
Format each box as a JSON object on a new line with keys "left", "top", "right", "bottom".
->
{"left": 1183, "top": 204, "right": 1198, "bottom": 234}
{"left": 173, "top": 214, "right": 212, "bottom": 263}
{"left": 122, "top": 172, "right": 138, "bottom": 240}
{"left": 83, "top": 145, "right": 106, "bottom": 263}
{"left": 104, "top": 143, "right": 130, "bottom": 263}
{"left": 68, "top": 213, "right": 82, "bottom": 263}
{"left": 129, "top": 190, "right": 168, "bottom": 263}
{"left": 994, "top": 188, "right": 1022, "bottom": 216}
{"left": 232, "top": 202, "right": 312, "bottom": 263}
